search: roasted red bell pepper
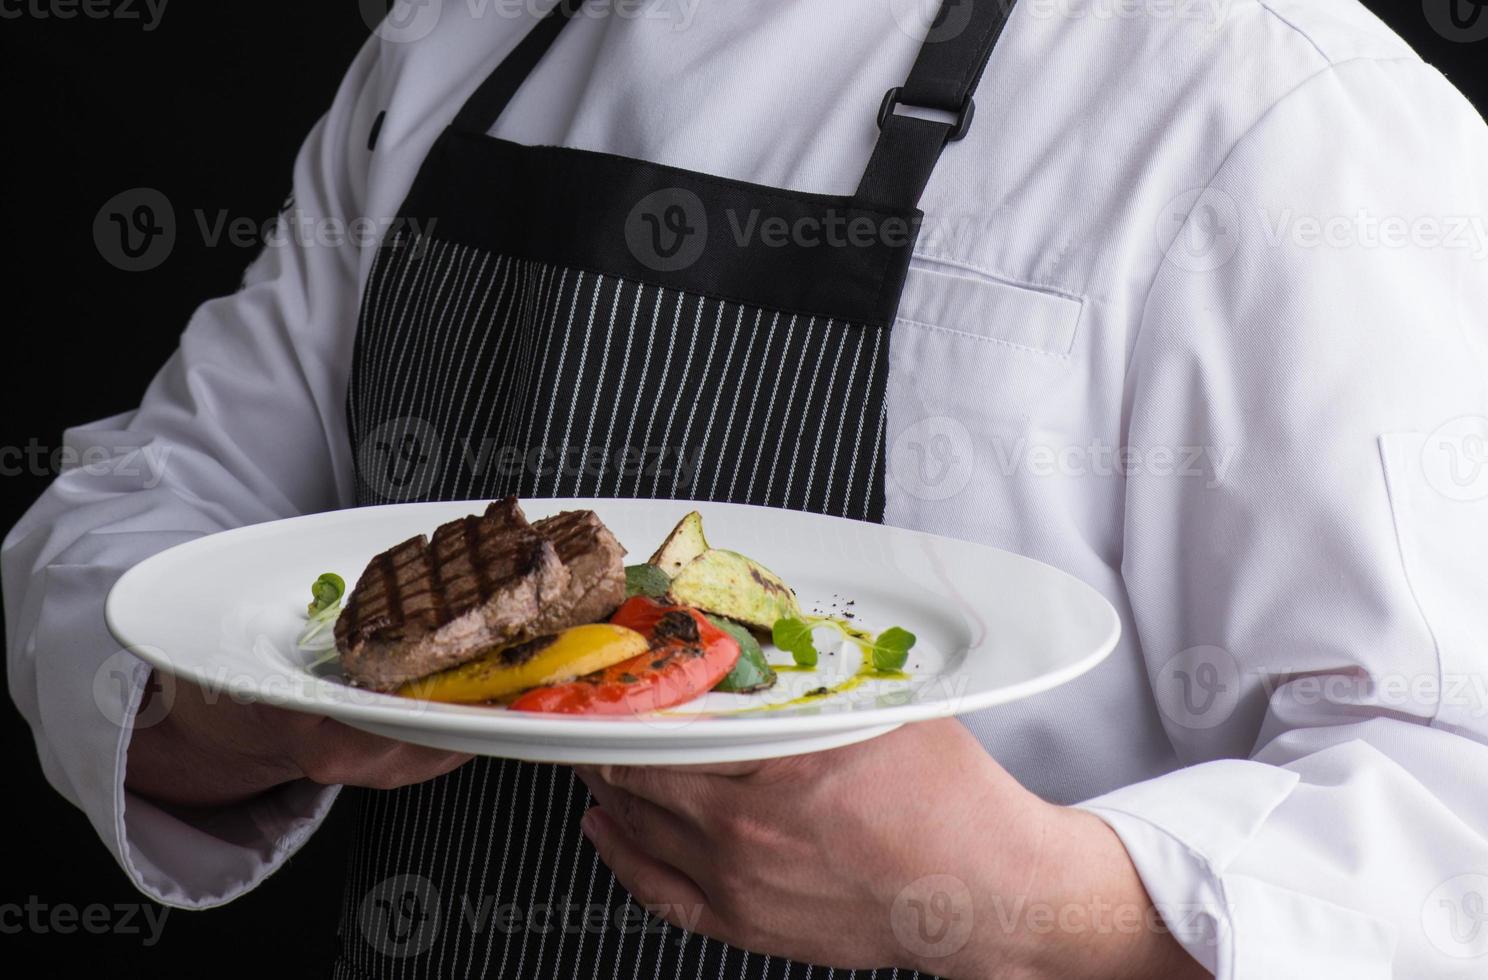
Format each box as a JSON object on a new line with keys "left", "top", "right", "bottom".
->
{"left": 608, "top": 594, "right": 699, "bottom": 636}
{"left": 509, "top": 597, "right": 740, "bottom": 715}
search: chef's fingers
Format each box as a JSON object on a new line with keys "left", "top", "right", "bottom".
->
{"left": 577, "top": 763, "right": 719, "bottom": 820}
{"left": 292, "top": 720, "right": 473, "bottom": 788}
{"left": 581, "top": 806, "right": 722, "bottom": 940}
{"left": 359, "top": 745, "right": 474, "bottom": 791}
{"left": 616, "top": 751, "right": 819, "bottom": 782}
{"left": 579, "top": 775, "right": 708, "bottom": 875}
{"left": 638, "top": 760, "right": 769, "bottom": 777}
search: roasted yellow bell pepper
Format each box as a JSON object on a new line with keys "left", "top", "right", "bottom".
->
{"left": 396, "top": 623, "right": 649, "bottom": 704}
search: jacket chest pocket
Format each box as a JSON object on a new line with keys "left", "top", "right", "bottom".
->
{"left": 883, "top": 260, "right": 1089, "bottom": 536}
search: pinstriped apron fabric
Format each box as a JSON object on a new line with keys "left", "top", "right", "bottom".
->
{"left": 345, "top": 243, "right": 890, "bottom": 516}
{"left": 334, "top": 241, "right": 905, "bottom": 980}
{"left": 334, "top": 2, "right": 1014, "bottom": 976}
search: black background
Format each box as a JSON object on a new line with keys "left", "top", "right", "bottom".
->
{"left": 0, "top": 2, "right": 1483, "bottom": 976}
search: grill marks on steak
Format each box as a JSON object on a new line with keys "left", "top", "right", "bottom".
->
{"left": 335, "top": 499, "right": 627, "bottom": 691}
{"left": 531, "top": 510, "right": 628, "bottom": 633}
{"left": 335, "top": 499, "right": 568, "bottom": 690}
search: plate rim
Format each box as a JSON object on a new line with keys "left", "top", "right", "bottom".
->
{"left": 105, "top": 498, "right": 1122, "bottom": 741}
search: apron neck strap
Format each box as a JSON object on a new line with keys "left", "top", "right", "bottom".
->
{"left": 854, "top": 0, "right": 1017, "bottom": 211}
{"left": 450, "top": 0, "right": 1016, "bottom": 214}
{"left": 451, "top": 0, "right": 581, "bottom": 135}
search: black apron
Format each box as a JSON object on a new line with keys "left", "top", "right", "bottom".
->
{"left": 334, "top": 2, "right": 1015, "bottom": 976}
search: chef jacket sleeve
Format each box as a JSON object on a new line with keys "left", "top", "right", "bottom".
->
{"left": 1, "top": 34, "right": 384, "bottom": 908}
{"left": 1076, "top": 57, "right": 1488, "bottom": 978}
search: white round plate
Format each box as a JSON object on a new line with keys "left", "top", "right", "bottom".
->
{"left": 106, "top": 499, "right": 1119, "bottom": 764}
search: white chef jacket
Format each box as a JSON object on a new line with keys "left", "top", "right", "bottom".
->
{"left": 6, "top": 1, "right": 1487, "bottom": 976}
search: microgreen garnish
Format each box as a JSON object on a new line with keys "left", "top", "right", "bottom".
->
{"left": 772, "top": 617, "right": 819, "bottom": 667}
{"left": 771, "top": 616, "right": 917, "bottom": 672}
{"left": 308, "top": 572, "right": 346, "bottom": 614}
{"left": 864, "top": 626, "right": 916, "bottom": 671}
{"left": 298, "top": 571, "right": 346, "bottom": 660}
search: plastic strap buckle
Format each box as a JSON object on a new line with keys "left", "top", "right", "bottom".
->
{"left": 876, "top": 86, "right": 976, "bottom": 141}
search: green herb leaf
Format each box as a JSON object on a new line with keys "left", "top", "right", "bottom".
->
{"left": 772, "top": 616, "right": 819, "bottom": 668}
{"left": 866, "top": 626, "right": 916, "bottom": 671}
{"left": 708, "top": 616, "right": 777, "bottom": 694}
{"left": 300, "top": 572, "right": 346, "bottom": 654}
{"left": 624, "top": 563, "right": 673, "bottom": 599}
{"left": 308, "top": 572, "right": 346, "bottom": 614}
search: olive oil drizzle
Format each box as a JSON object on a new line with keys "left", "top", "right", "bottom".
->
{"left": 708, "top": 616, "right": 911, "bottom": 715}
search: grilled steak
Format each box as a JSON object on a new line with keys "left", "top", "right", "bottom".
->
{"left": 335, "top": 498, "right": 568, "bottom": 690}
{"left": 531, "top": 509, "right": 627, "bottom": 632}
{"left": 335, "top": 498, "right": 629, "bottom": 691}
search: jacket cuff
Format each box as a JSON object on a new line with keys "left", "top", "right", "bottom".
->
{"left": 1077, "top": 759, "right": 1396, "bottom": 979}
{"left": 112, "top": 652, "right": 342, "bottom": 909}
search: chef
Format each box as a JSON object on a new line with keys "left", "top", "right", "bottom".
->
{"left": 7, "top": 0, "right": 1488, "bottom": 977}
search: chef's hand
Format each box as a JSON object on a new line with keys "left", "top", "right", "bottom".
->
{"left": 576, "top": 719, "right": 1206, "bottom": 980}
{"left": 125, "top": 671, "right": 472, "bottom": 809}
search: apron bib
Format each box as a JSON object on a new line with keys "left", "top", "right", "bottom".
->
{"left": 334, "top": 3, "right": 1014, "bottom": 976}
